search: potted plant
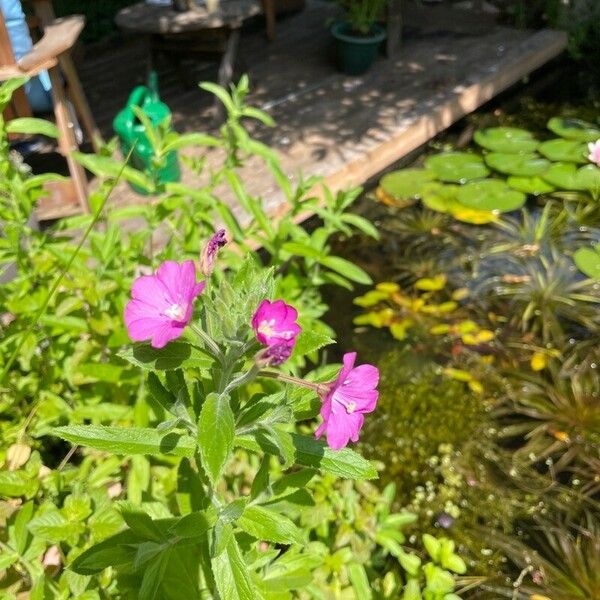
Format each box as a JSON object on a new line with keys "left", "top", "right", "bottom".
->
{"left": 331, "top": 0, "right": 387, "bottom": 75}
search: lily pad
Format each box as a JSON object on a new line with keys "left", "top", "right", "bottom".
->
{"left": 538, "top": 139, "right": 588, "bottom": 163}
{"left": 421, "top": 183, "right": 497, "bottom": 224}
{"left": 542, "top": 163, "right": 600, "bottom": 192}
{"left": 457, "top": 180, "right": 526, "bottom": 212}
{"left": 379, "top": 169, "right": 435, "bottom": 202}
{"left": 484, "top": 152, "right": 551, "bottom": 176}
{"left": 424, "top": 152, "right": 489, "bottom": 183}
{"left": 573, "top": 246, "right": 600, "bottom": 280}
{"left": 507, "top": 176, "right": 555, "bottom": 195}
{"left": 420, "top": 182, "right": 459, "bottom": 213}
{"left": 547, "top": 117, "right": 600, "bottom": 143}
{"left": 474, "top": 127, "right": 539, "bottom": 153}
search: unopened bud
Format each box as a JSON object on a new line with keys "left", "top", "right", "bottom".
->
{"left": 200, "top": 229, "right": 227, "bottom": 276}
{"left": 255, "top": 342, "right": 293, "bottom": 367}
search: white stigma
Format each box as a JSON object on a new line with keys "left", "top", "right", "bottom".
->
{"left": 164, "top": 303, "right": 186, "bottom": 321}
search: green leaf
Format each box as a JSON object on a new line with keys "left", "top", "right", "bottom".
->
{"left": 198, "top": 393, "right": 235, "bottom": 486}
{"left": 139, "top": 549, "right": 171, "bottom": 600}
{"left": 484, "top": 152, "right": 550, "bottom": 176}
{"left": 170, "top": 508, "right": 217, "bottom": 539}
{"left": 120, "top": 507, "right": 163, "bottom": 542}
{"left": 547, "top": 117, "right": 600, "bottom": 142}
{"left": 74, "top": 152, "right": 154, "bottom": 191}
{"left": 281, "top": 241, "right": 323, "bottom": 260}
{"left": 71, "top": 530, "right": 140, "bottom": 575}
{"left": 402, "top": 579, "right": 423, "bottom": 600}
{"left": 238, "top": 506, "right": 303, "bottom": 545}
{"left": 161, "top": 132, "right": 221, "bottom": 154}
{"left": 456, "top": 180, "right": 526, "bottom": 212}
{"left": 54, "top": 425, "right": 196, "bottom": 457}
{"left": 473, "top": 127, "right": 538, "bottom": 153}
{"left": 118, "top": 342, "right": 212, "bottom": 371}
{"left": 538, "top": 138, "right": 587, "bottom": 163}
{"left": 293, "top": 329, "right": 334, "bottom": 358}
{"left": 542, "top": 163, "right": 600, "bottom": 192}
{"left": 147, "top": 372, "right": 177, "bottom": 412}
{"left": 6, "top": 117, "right": 58, "bottom": 138}
{"left": 423, "top": 534, "right": 441, "bottom": 562}
{"left": 28, "top": 510, "right": 82, "bottom": 543}
{"left": 290, "top": 434, "right": 377, "bottom": 480}
{"left": 211, "top": 533, "right": 261, "bottom": 600}
{"left": 506, "top": 175, "right": 555, "bottom": 195}
{"left": 200, "top": 82, "right": 235, "bottom": 113}
{"left": 320, "top": 256, "right": 372, "bottom": 284}
{"left": 574, "top": 246, "right": 600, "bottom": 280}
{"left": 379, "top": 169, "right": 434, "bottom": 201}
{"left": 348, "top": 563, "right": 373, "bottom": 599}
{"left": 424, "top": 152, "right": 489, "bottom": 182}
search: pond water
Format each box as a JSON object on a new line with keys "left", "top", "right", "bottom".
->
{"left": 324, "top": 57, "right": 600, "bottom": 595}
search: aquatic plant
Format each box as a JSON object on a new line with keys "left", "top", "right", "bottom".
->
{"left": 496, "top": 365, "right": 600, "bottom": 478}
{"left": 492, "top": 513, "right": 600, "bottom": 600}
{"left": 373, "top": 118, "right": 600, "bottom": 227}
{"left": 476, "top": 244, "right": 600, "bottom": 345}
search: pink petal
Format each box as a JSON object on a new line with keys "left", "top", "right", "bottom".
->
{"left": 131, "top": 275, "right": 169, "bottom": 310}
{"left": 156, "top": 261, "right": 184, "bottom": 300}
{"left": 336, "top": 388, "right": 379, "bottom": 413}
{"left": 151, "top": 323, "right": 184, "bottom": 348}
{"left": 324, "top": 410, "right": 365, "bottom": 450}
{"left": 251, "top": 299, "right": 270, "bottom": 329}
{"left": 127, "top": 316, "right": 169, "bottom": 341}
{"left": 342, "top": 364, "right": 380, "bottom": 394}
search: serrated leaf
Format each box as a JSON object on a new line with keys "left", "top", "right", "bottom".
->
{"left": 198, "top": 393, "right": 234, "bottom": 486}
{"left": 291, "top": 434, "right": 377, "bottom": 480}
{"left": 238, "top": 506, "right": 303, "bottom": 545}
{"left": 211, "top": 534, "right": 261, "bottom": 600}
{"left": 118, "top": 342, "right": 212, "bottom": 371}
{"left": 70, "top": 530, "right": 140, "bottom": 575}
{"left": 171, "top": 508, "right": 217, "bottom": 539}
{"left": 54, "top": 425, "right": 196, "bottom": 457}
{"left": 293, "top": 329, "right": 334, "bottom": 358}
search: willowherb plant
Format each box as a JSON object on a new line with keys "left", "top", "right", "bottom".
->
{"left": 53, "top": 232, "right": 380, "bottom": 598}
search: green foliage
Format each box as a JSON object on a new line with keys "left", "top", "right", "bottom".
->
{"left": 376, "top": 119, "right": 600, "bottom": 225}
{"left": 0, "top": 76, "right": 385, "bottom": 598}
{"left": 340, "top": 0, "right": 387, "bottom": 35}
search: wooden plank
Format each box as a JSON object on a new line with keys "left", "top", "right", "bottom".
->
{"left": 310, "top": 30, "right": 568, "bottom": 210}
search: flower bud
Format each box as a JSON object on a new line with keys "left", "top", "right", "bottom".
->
{"left": 255, "top": 342, "right": 293, "bottom": 367}
{"left": 200, "top": 229, "right": 227, "bottom": 277}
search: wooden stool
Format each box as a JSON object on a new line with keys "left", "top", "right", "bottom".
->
{"left": 0, "top": 3, "right": 101, "bottom": 217}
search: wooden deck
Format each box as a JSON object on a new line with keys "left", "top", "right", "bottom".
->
{"left": 56, "top": 0, "right": 567, "bottom": 220}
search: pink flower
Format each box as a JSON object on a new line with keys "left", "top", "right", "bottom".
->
{"left": 588, "top": 140, "right": 600, "bottom": 166}
{"left": 315, "top": 352, "right": 379, "bottom": 450}
{"left": 124, "top": 260, "right": 205, "bottom": 349}
{"left": 252, "top": 299, "right": 301, "bottom": 348}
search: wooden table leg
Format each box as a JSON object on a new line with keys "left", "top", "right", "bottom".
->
{"left": 215, "top": 27, "right": 240, "bottom": 120}
{"left": 387, "top": 0, "right": 402, "bottom": 58}
{"left": 48, "top": 65, "right": 88, "bottom": 214}
{"left": 261, "top": 0, "right": 276, "bottom": 41}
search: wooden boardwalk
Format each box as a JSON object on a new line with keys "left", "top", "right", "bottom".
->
{"left": 69, "top": 0, "right": 567, "bottom": 221}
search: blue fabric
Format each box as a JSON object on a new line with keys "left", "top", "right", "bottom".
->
{"left": 1, "top": 0, "right": 53, "bottom": 113}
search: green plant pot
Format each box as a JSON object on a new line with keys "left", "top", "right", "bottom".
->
{"left": 331, "top": 21, "right": 387, "bottom": 76}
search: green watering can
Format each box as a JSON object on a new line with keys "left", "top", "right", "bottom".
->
{"left": 113, "top": 72, "right": 180, "bottom": 194}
